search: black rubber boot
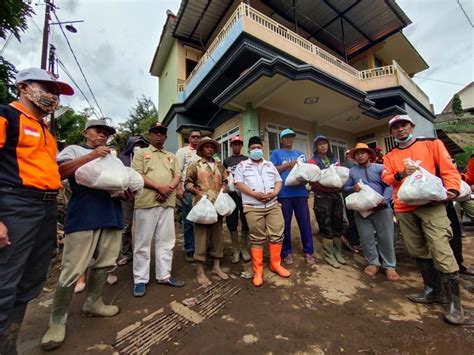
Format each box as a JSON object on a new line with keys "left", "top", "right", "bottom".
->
{"left": 0, "top": 303, "right": 27, "bottom": 355}
{"left": 441, "top": 272, "right": 465, "bottom": 325}
{"left": 407, "top": 258, "right": 447, "bottom": 304}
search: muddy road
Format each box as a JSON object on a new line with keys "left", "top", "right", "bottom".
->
{"left": 18, "top": 221, "right": 474, "bottom": 354}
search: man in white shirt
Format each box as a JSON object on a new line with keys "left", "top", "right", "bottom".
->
{"left": 175, "top": 129, "right": 201, "bottom": 262}
{"left": 234, "top": 136, "right": 291, "bottom": 287}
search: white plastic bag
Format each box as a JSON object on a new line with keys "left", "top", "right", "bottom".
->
{"left": 214, "top": 190, "right": 237, "bottom": 216}
{"left": 227, "top": 172, "right": 235, "bottom": 192}
{"left": 186, "top": 195, "right": 218, "bottom": 224}
{"left": 455, "top": 180, "right": 472, "bottom": 202}
{"left": 317, "top": 165, "right": 343, "bottom": 188}
{"left": 398, "top": 159, "right": 447, "bottom": 205}
{"left": 126, "top": 167, "right": 144, "bottom": 193}
{"left": 75, "top": 154, "right": 129, "bottom": 191}
{"left": 345, "top": 181, "right": 384, "bottom": 212}
{"left": 334, "top": 166, "right": 350, "bottom": 185}
{"left": 285, "top": 155, "right": 321, "bottom": 186}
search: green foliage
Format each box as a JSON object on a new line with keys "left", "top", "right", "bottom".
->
{"left": 0, "top": 0, "right": 33, "bottom": 104}
{"left": 435, "top": 116, "right": 474, "bottom": 133}
{"left": 56, "top": 107, "right": 89, "bottom": 145}
{"left": 0, "top": 57, "right": 17, "bottom": 104}
{"left": 452, "top": 94, "right": 463, "bottom": 116}
{"left": 454, "top": 145, "right": 474, "bottom": 170}
{"left": 111, "top": 95, "right": 158, "bottom": 152}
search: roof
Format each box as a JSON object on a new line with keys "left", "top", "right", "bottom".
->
{"left": 436, "top": 129, "right": 465, "bottom": 156}
{"left": 172, "top": 0, "right": 412, "bottom": 60}
{"left": 150, "top": 11, "right": 176, "bottom": 76}
{"left": 442, "top": 82, "right": 474, "bottom": 113}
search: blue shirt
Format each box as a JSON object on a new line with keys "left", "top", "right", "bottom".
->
{"left": 270, "top": 149, "right": 308, "bottom": 198}
{"left": 343, "top": 163, "right": 392, "bottom": 204}
{"left": 57, "top": 145, "right": 123, "bottom": 234}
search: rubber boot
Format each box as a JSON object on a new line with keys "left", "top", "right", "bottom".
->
{"left": 0, "top": 302, "right": 27, "bottom": 355}
{"left": 407, "top": 258, "right": 447, "bottom": 304}
{"left": 81, "top": 269, "right": 120, "bottom": 317}
{"left": 268, "top": 243, "right": 291, "bottom": 278}
{"left": 441, "top": 272, "right": 465, "bottom": 325}
{"left": 230, "top": 231, "right": 241, "bottom": 264}
{"left": 240, "top": 230, "right": 251, "bottom": 262}
{"left": 251, "top": 248, "right": 264, "bottom": 287}
{"left": 41, "top": 285, "right": 75, "bottom": 350}
{"left": 332, "top": 237, "right": 346, "bottom": 265}
{"left": 322, "top": 238, "right": 340, "bottom": 268}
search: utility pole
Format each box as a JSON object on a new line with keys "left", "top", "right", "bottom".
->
{"left": 40, "top": 0, "right": 53, "bottom": 70}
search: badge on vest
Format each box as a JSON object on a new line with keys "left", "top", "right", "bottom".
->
{"left": 23, "top": 125, "right": 40, "bottom": 137}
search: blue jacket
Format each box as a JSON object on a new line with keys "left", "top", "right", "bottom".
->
{"left": 343, "top": 163, "right": 392, "bottom": 204}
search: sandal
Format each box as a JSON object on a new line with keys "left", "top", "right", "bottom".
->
{"left": 157, "top": 277, "right": 185, "bottom": 288}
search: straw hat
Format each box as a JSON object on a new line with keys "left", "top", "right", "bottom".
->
{"left": 349, "top": 143, "right": 376, "bottom": 160}
{"left": 196, "top": 136, "right": 220, "bottom": 156}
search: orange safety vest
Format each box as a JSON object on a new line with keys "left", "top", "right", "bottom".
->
{"left": 0, "top": 101, "right": 61, "bottom": 190}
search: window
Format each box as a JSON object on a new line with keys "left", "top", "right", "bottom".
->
{"left": 215, "top": 127, "right": 240, "bottom": 161}
{"left": 384, "top": 135, "right": 396, "bottom": 152}
{"left": 266, "top": 124, "right": 309, "bottom": 157}
{"left": 329, "top": 138, "right": 348, "bottom": 163}
{"left": 185, "top": 59, "right": 198, "bottom": 78}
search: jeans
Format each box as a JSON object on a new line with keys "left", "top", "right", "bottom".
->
{"left": 280, "top": 197, "right": 314, "bottom": 257}
{"left": 181, "top": 191, "right": 195, "bottom": 253}
{"left": 355, "top": 207, "right": 396, "bottom": 268}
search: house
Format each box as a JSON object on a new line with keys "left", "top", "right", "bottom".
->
{"left": 150, "top": 0, "right": 436, "bottom": 162}
{"left": 441, "top": 82, "right": 474, "bottom": 115}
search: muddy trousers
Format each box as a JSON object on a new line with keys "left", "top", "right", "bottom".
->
{"left": 0, "top": 192, "right": 57, "bottom": 335}
{"left": 120, "top": 200, "right": 134, "bottom": 260}
{"left": 313, "top": 191, "right": 344, "bottom": 239}
{"left": 446, "top": 202, "right": 463, "bottom": 268}
{"left": 244, "top": 204, "right": 284, "bottom": 247}
{"left": 280, "top": 197, "right": 314, "bottom": 257}
{"left": 225, "top": 192, "right": 249, "bottom": 232}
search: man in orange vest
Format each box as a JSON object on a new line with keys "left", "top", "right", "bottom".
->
{"left": 0, "top": 68, "right": 74, "bottom": 353}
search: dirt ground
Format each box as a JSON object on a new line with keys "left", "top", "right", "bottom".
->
{"left": 17, "top": 212, "right": 474, "bottom": 354}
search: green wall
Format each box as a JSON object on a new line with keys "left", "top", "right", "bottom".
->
{"left": 158, "top": 41, "right": 178, "bottom": 121}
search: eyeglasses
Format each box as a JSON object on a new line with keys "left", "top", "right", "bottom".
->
{"left": 190, "top": 135, "right": 201, "bottom": 139}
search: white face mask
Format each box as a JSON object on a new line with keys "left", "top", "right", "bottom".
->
{"left": 133, "top": 146, "right": 141, "bottom": 154}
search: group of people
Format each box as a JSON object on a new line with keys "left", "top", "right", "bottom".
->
{"left": 0, "top": 68, "right": 473, "bottom": 353}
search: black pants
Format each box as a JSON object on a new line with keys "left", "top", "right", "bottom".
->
{"left": 226, "top": 192, "right": 248, "bottom": 232}
{"left": 446, "top": 202, "right": 463, "bottom": 267}
{"left": 120, "top": 199, "right": 134, "bottom": 259}
{"left": 0, "top": 192, "right": 57, "bottom": 333}
{"left": 313, "top": 191, "right": 344, "bottom": 239}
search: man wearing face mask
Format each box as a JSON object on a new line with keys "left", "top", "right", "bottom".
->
{"left": 234, "top": 136, "right": 290, "bottom": 287}
{"left": 382, "top": 114, "right": 464, "bottom": 325}
{"left": 0, "top": 68, "right": 74, "bottom": 353}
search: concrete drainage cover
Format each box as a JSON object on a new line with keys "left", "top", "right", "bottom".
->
{"left": 113, "top": 280, "right": 242, "bottom": 354}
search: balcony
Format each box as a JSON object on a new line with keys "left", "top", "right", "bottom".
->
{"left": 178, "top": 3, "right": 431, "bottom": 113}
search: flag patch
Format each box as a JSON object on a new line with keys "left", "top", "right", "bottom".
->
{"left": 23, "top": 125, "right": 40, "bottom": 137}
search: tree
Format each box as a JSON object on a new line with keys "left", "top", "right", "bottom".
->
{"left": 452, "top": 94, "right": 463, "bottom": 116}
{"left": 0, "top": 0, "right": 34, "bottom": 104}
{"left": 56, "top": 107, "right": 90, "bottom": 145}
{"left": 111, "top": 95, "right": 158, "bottom": 151}
{"left": 119, "top": 95, "right": 158, "bottom": 135}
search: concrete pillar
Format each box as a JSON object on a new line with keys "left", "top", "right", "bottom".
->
{"left": 242, "top": 102, "right": 260, "bottom": 151}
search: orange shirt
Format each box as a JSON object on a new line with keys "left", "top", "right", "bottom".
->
{"left": 0, "top": 101, "right": 61, "bottom": 190}
{"left": 382, "top": 138, "right": 461, "bottom": 213}
{"left": 464, "top": 156, "right": 474, "bottom": 185}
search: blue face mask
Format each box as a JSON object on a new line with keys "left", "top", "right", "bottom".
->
{"left": 395, "top": 133, "right": 413, "bottom": 144}
{"left": 249, "top": 148, "right": 263, "bottom": 161}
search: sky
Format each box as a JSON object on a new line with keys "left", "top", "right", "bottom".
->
{"left": 2, "top": 0, "right": 473, "bottom": 126}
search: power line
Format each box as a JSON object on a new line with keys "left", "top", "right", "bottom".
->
{"left": 0, "top": 33, "right": 13, "bottom": 55}
{"left": 414, "top": 76, "right": 467, "bottom": 86}
{"left": 57, "top": 57, "right": 100, "bottom": 118}
{"left": 457, "top": 0, "right": 474, "bottom": 27}
{"left": 51, "top": 9, "right": 106, "bottom": 118}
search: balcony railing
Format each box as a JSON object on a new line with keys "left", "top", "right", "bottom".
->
{"left": 180, "top": 3, "right": 431, "bottom": 111}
